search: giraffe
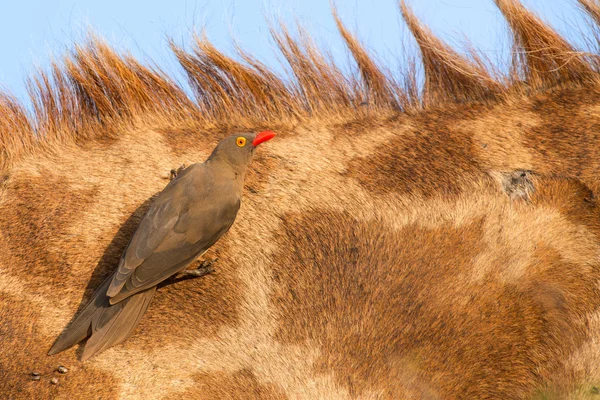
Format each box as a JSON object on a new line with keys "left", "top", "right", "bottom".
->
{"left": 3, "top": 0, "right": 600, "bottom": 398}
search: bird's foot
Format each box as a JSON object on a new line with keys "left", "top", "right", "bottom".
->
{"left": 169, "top": 164, "right": 187, "bottom": 180}
{"left": 164, "top": 258, "right": 218, "bottom": 286}
{"left": 158, "top": 259, "right": 218, "bottom": 288}
{"left": 180, "top": 258, "right": 218, "bottom": 278}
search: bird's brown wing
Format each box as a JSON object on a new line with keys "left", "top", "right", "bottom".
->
{"left": 106, "top": 164, "right": 239, "bottom": 304}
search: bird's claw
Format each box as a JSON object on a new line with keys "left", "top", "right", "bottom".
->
{"left": 198, "top": 257, "right": 218, "bottom": 270}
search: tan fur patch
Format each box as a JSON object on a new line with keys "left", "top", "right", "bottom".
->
{"left": 461, "top": 105, "right": 538, "bottom": 172}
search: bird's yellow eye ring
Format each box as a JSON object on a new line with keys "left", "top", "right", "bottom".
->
{"left": 236, "top": 137, "right": 246, "bottom": 147}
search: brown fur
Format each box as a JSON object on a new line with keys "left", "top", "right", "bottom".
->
{"left": 5, "top": 1, "right": 600, "bottom": 398}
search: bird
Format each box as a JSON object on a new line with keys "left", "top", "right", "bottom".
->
{"left": 48, "top": 130, "right": 277, "bottom": 361}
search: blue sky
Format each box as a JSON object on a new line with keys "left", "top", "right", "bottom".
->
{"left": 0, "top": 0, "right": 593, "bottom": 103}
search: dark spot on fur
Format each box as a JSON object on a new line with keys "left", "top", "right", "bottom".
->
{"left": 345, "top": 111, "right": 483, "bottom": 198}
{"left": 531, "top": 176, "right": 600, "bottom": 236}
{"left": 0, "top": 172, "right": 98, "bottom": 294}
{"left": 522, "top": 86, "right": 600, "bottom": 193}
{"left": 164, "top": 369, "right": 288, "bottom": 400}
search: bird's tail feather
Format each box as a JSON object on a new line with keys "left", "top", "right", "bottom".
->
{"left": 82, "top": 285, "right": 155, "bottom": 361}
{"left": 48, "top": 276, "right": 156, "bottom": 361}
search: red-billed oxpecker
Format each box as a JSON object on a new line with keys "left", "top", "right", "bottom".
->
{"left": 48, "top": 131, "right": 277, "bottom": 361}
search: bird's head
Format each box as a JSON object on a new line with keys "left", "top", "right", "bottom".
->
{"left": 208, "top": 131, "right": 276, "bottom": 168}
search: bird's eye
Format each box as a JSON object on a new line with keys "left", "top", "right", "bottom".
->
{"left": 236, "top": 137, "right": 246, "bottom": 147}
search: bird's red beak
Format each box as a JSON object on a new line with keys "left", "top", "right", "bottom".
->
{"left": 252, "top": 130, "right": 276, "bottom": 146}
